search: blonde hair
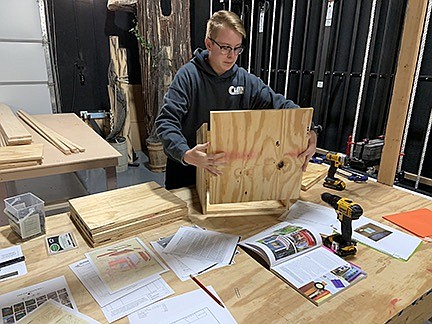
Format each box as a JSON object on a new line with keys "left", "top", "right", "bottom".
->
{"left": 206, "top": 10, "right": 246, "bottom": 40}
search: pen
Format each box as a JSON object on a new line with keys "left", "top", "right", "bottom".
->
{"left": 196, "top": 263, "right": 218, "bottom": 275}
{"left": 189, "top": 274, "right": 225, "bottom": 308}
{"left": 0, "top": 256, "right": 25, "bottom": 269}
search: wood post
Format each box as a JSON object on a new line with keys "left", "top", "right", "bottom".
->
{"left": 378, "top": 1, "right": 428, "bottom": 186}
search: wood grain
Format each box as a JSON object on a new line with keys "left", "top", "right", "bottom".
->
{"left": 208, "top": 109, "right": 313, "bottom": 204}
{"left": 196, "top": 123, "right": 208, "bottom": 214}
{"left": 301, "top": 162, "right": 328, "bottom": 191}
{"left": 0, "top": 103, "right": 32, "bottom": 145}
{"left": 378, "top": 0, "right": 428, "bottom": 185}
{"left": 2, "top": 182, "right": 432, "bottom": 323}
{"left": 0, "top": 143, "right": 43, "bottom": 164}
{"left": 68, "top": 181, "right": 188, "bottom": 246}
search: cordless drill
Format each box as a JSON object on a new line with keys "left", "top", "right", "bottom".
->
{"left": 323, "top": 152, "right": 349, "bottom": 191}
{"left": 321, "top": 192, "right": 363, "bottom": 257}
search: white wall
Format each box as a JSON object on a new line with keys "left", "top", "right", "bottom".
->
{"left": 0, "top": 0, "right": 55, "bottom": 114}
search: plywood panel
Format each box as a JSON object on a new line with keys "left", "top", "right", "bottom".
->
{"left": 301, "top": 162, "right": 328, "bottom": 191}
{"left": 208, "top": 109, "right": 313, "bottom": 204}
{"left": 68, "top": 181, "right": 187, "bottom": 233}
{"left": 0, "top": 144, "right": 43, "bottom": 164}
{"left": 196, "top": 123, "right": 209, "bottom": 214}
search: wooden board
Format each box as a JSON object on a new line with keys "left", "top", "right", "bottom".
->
{"left": 196, "top": 123, "right": 209, "bottom": 214}
{"left": 301, "top": 162, "right": 328, "bottom": 191}
{"left": 378, "top": 0, "right": 428, "bottom": 185}
{"left": 0, "top": 103, "right": 32, "bottom": 145}
{"left": 207, "top": 109, "right": 313, "bottom": 204}
{"left": 68, "top": 181, "right": 188, "bottom": 234}
{"left": 0, "top": 143, "right": 43, "bottom": 164}
{"left": 3, "top": 182, "right": 432, "bottom": 324}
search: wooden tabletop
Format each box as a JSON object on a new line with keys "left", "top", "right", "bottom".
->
{"left": 0, "top": 113, "right": 121, "bottom": 182}
{"left": 1, "top": 180, "right": 432, "bottom": 323}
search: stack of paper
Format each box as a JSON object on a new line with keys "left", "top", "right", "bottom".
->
{"left": 152, "top": 226, "right": 240, "bottom": 281}
{"left": 0, "top": 276, "right": 76, "bottom": 323}
{"left": 70, "top": 237, "right": 174, "bottom": 323}
{"left": 68, "top": 182, "right": 188, "bottom": 247}
{"left": 17, "top": 300, "right": 99, "bottom": 324}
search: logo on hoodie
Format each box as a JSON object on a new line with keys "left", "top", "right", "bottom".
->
{"left": 229, "top": 85, "right": 244, "bottom": 95}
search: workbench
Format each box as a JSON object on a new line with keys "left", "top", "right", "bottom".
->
{"left": 0, "top": 113, "right": 121, "bottom": 225}
{"left": 1, "top": 180, "right": 431, "bottom": 323}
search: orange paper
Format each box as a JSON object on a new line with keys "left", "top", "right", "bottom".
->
{"left": 383, "top": 208, "right": 432, "bottom": 238}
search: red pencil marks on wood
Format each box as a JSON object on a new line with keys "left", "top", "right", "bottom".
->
{"left": 388, "top": 298, "right": 401, "bottom": 315}
{"left": 390, "top": 298, "right": 400, "bottom": 307}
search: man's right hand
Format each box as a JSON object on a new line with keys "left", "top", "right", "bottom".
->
{"left": 183, "top": 142, "right": 226, "bottom": 176}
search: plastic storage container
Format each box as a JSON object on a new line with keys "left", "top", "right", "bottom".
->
{"left": 4, "top": 192, "right": 46, "bottom": 240}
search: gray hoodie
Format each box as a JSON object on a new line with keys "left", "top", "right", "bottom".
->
{"left": 155, "top": 48, "right": 299, "bottom": 163}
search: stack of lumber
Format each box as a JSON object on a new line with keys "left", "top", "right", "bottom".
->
{"left": 0, "top": 103, "right": 32, "bottom": 145}
{"left": 17, "top": 110, "right": 85, "bottom": 155}
{"left": 0, "top": 143, "right": 43, "bottom": 170}
{"left": 69, "top": 181, "right": 188, "bottom": 247}
{"left": 0, "top": 104, "right": 43, "bottom": 170}
{"left": 301, "top": 163, "right": 329, "bottom": 191}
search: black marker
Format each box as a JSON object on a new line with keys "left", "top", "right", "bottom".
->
{"left": 0, "top": 256, "right": 25, "bottom": 269}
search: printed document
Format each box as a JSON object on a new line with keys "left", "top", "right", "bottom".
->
{"left": 128, "top": 287, "right": 237, "bottom": 324}
{"left": 0, "top": 245, "right": 27, "bottom": 282}
{"left": 17, "top": 300, "right": 99, "bottom": 324}
{"left": 69, "top": 259, "right": 174, "bottom": 323}
{"left": 163, "top": 226, "right": 240, "bottom": 264}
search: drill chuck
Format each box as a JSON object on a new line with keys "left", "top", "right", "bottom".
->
{"left": 321, "top": 192, "right": 341, "bottom": 209}
{"left": 321, "top": 192, "right": 363, "bottom": 220}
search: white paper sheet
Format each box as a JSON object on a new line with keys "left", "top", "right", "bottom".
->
{"left": 0, "top": 245, "right": 27, "bottom": 282}
{"left": 151, "top": 230, "right": 230, "bottom": 281}
{"left": 17, "top": 300, "right": 100, "bottom": 324}
{"left": 128, "top": 287, "right": 237, "bottom": 324}
{"left": 84, "top": 237, "right": 168, "bottom": 293}
{"left": 69, "top": 259, "right": 174, "bottom": 323}
{"left": 0, "top": 276, "right": 77, "bottom": 323}
{"left": 163, "top": 227, "right": 240, "bottom": 264}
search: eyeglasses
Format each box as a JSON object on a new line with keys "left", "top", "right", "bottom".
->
{"left": 209, "top": 38, "right": 244, "bottom": 56}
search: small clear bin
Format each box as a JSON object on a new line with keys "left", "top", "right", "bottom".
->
{"left": 4, "top": 192, "right": 46, "bottom": 240}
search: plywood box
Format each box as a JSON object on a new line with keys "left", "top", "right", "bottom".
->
{"left": 197, "top": 108, "right": 313, "bottom": 214}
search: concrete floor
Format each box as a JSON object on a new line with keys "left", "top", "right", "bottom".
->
{"left": 1, "top": 151, "right": 165, "bottom": 226}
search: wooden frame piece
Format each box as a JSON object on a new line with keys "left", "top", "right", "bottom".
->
{"left": 378, "top": 0, "right": 428, "bottom": 185}
{"left": 197, "top": 108, "right": 313, "bottom": 215}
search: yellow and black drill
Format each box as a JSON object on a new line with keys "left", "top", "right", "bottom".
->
{"left": 321, "top": 192, "right": 363, "bottom": 257}
{"left": 323, "top": 152, "right": 349, "bottom": 191}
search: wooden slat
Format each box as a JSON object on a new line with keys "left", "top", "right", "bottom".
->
{"left": 0, "top": 103, "right": 32, "bottom": 145}
{"left": 17, "top": 110, "right": 71, "bottom": 154}
{"left": 0, "top": 143, "right": 43, "bottom": 164}
{"left": 378, "top": 0, "right": 428, "bottom": 185}
{"left": 17, "top": 110, "right": 84, "bottom": 155}
{"left": 208, "top": 109, "right": 313, "bottom": 204}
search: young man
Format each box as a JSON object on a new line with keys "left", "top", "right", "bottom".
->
{"left": 156, "top": 10, "right": 317, "bottom": 189}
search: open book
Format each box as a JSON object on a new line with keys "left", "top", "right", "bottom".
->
{"left": 239, "top": 222, "right": 366, "bottom": 306}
